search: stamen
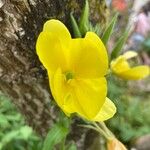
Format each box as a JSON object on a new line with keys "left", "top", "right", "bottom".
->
{"left": 65, "top": 71, "right": 74, "bottom": 80}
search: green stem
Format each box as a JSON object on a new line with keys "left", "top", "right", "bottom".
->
{"left": 60, "top": 137, "right": 66, "bottom": 150}
{"left": 99, "top": 122, "right": 115, "bottom": 138}
{"left": 79, "top": 121, "right": 114, "bottom": 141}
{"left": 78, "top": 124, "right": 101, "bottom": 133}
{"left": 79, "top": 124, "right": 108, "bottom": 139}
{"left": 92, "top": 122, "right": 110, "bottom": 140}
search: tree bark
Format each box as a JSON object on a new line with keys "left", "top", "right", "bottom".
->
{"left": 0, "top": 0, "right": 108, "bottom": 142}
{"left": 0, "top": 0, "right": 83, "bottom": 136}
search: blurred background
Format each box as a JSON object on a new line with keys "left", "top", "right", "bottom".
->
{"left": 0, "top": 0, "right": 150, "bottom": 150}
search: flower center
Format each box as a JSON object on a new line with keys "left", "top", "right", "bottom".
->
{"left": 65, "top": 71, "right": 74, "bottom": 80}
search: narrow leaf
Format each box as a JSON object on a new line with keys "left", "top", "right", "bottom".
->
{"left": 70, "top": 12, "right": 82, "bottom": 38}
{"left": 79, "top": 0, "right": 89, "bottom": 36}
{"left": 111, "top": 29, "right": 130, "bottom": 60}
{"left": 89, "top": 23, "right": 101, "bottom": 35}
{"left": 66, "top": 142, "right": 77, "bottom": 150}
{"left": 42, "top": 123, "right": 69, "bottom": 150}
{"left": 101, "top": 13, "right": 118, "bottom": 45}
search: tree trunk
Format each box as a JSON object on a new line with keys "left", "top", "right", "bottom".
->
{"left": 0, "top": 0, "right": 108, "bottom": 142}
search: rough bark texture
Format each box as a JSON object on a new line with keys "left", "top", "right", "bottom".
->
{"left": 0, "top": 0, "right": 108, "bottom": 148}
{"left": 0, "top": 0, "right": 84, "bottom": 136}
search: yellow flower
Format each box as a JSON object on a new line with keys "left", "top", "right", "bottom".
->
{"left": 111, "top": 51, "right": 150, "bottom": 80}
{"left": 107, "top": 138, "right": 127, "bottom": 150}
{"left": 36, "top": 19, "right": 116, "bottom": 121}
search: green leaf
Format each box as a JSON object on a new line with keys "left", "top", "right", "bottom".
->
{"left": 19, "top": 126, "right": 33, "bottom": 140}
{"left": 0, "top": 114, "right": 9, "bottom": 127}
{"left": 89, "top": 23, "right": 101, "bottom": 35}
{"left": 5, "top": 114, "right": 21, "bottom": 121}
{"left": 58, "top": 111, "right": 71, "bottom": 129}
{"left": 111, "top": 29, "right": 130, "bottom": 60}
{"left": 42, "top": 123, "right": 69, "bottom": 150}
{"left": 0, "top": 130, "right": 20, "bottom": 147}
{"left": 66, "top": 142, "right": 77, "bottom": 150}
{"left": 70, "top": 12, "right": 82, "bottom": 38}
{"left": 79, "top": 0, "right": 89, "bottom": 36}
{"left": 101, "top": 13, "right": 118, "bottom": 45}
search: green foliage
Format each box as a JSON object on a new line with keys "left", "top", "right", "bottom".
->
{"left": 107, "top": 77, "right": 150, "bottom": 144}
{"left": 0, "top": 93, "right": 77, "bottom": 150}
{"left": 42, "top": 112, "right": 71, "bottom": 150}
{"left": 111, "top": 29, "right": 129, "bottom": 60}
{"left": 70, "top": 0, "right": 90, "bottom": 37}
{"left": 0, "top": 93, "right": 43, "bottom": 150}
{"left": 142, "top": 36, "right": 150, "bottom": 55}
{"left": 70, "top": 0, "right": 120, "bottom": 41}
{"left": 42, "top": 123, "right": 68, "bottom": 150}
{"left": 70, "top": 0, "right": 101, "bottom": 37}
{"left": 79, "top": 0, "right": 89, "bottom": 36}
{"left": 89, "top": 23, "right": 102, "bottom": 36}
{"left": 65, "top": 142, "right": 77, "bottom": 150}
{"left": 101, "top": 14, "right": 118, "bottom": 45}
{"left": 70, "top": 13, "right": 82, "bottom": 38}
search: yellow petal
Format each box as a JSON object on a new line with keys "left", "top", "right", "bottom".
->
{"left": 36, "top": 19, "right": 72, "bottom": 75}
{"left": 70, "top": 32, "right": 108, "bottom": 78}
{"left": 43, "top": 19, "right": 71, "bottom": 42}
{"left": 93, "top": 98, "right": 116, "bottom": 121}
{"left": 118, "top": 65, "right": 150, "bottom": 80}
{"left": 111, "top": 56, "right": 130, "bottom": 74}
{"left": 49, "top": 68, "right": 76, "bottom": 115}
{"left": 85, "top": 32, "right": 108, "bottom": 75}
{"left": 49, "top": 68, "right": 108, "bottom": 119}
{"left": 36, "top": 32, "right": 68, "bottom": 75}
{"left": 123, "top": 51, "right": 138, "bottom": 59}
{"left": 72, "top": 78, "right": 107, "bottom": 120}
{"left": 49, "top": 69, "right": 110, "bottom": 121}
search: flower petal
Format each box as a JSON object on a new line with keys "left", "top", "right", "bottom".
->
{"left": 85, "top": 32, "right": 108, "bottom": 75}
{"left": 49, "top": 68, "right": 76, "bottom": 115}
{"left": 36, "top": 19, "right": 71, "bottom": 75}
{"left": 72, "top": 77, "right": 107, "bottom": 120}
{"left": 70, "top": 32, "right": 108, "bottom": 78}
{"left": 36, "top": 32, "right": 68, "bottom": 75}
{"left": 123, "top": 51, "right": 138, "bottom": 59}
{"left": 93, "top": 98, "right": 116, "bottom": 121}
{"left": 43, "top": 19, "right": 71, "bottom": 42}
{"left": 118, "top": 66, "right": 150, "bottom": 80}
{"left": 49, "top": 69, "right": 110, "bottom": 121}
{"left": 111, "top": 56, "right": 130, "bottom": 74}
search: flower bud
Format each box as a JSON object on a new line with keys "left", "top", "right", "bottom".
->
{"left": 107, "top": 138, "right": 127, "bottom": 150}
